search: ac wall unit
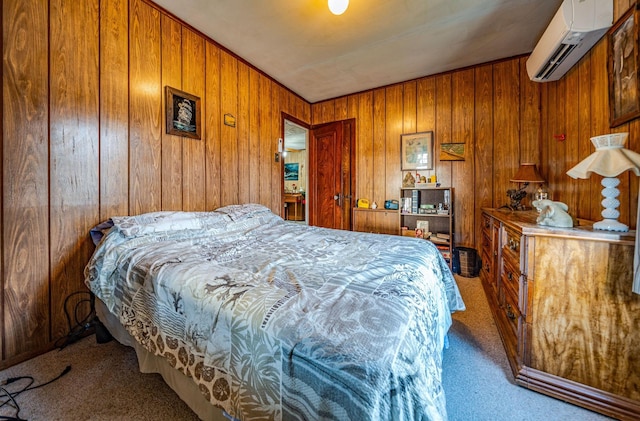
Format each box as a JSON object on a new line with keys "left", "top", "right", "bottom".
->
{"left": 526, "top": 0, "right": 612, "bottom": 82}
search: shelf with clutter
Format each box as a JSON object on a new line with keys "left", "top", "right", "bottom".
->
{"left": 399, "top": 185, "right": 454, "bottom": 265}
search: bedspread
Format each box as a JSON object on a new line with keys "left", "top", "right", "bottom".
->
{"left": 85, "top": 204, "right": 465, "bottom": 421}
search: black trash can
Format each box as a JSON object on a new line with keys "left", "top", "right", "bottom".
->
{"left": 454, "top": 247, "right": 480, "bottom": 278}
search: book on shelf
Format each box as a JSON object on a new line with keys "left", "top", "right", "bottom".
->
{"left": 429, "top": 236, "right": 449, "bottom": 245}
{"left": 436, "top": 232, "right": 450, "bottom": 240}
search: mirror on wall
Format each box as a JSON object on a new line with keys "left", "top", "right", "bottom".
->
{"left": 283, "top": 119, "right": 309, "bottom": 223}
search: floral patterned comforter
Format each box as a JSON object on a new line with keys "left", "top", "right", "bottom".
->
{"left": 85, "top": 204, "right": 465, "bottom": 421}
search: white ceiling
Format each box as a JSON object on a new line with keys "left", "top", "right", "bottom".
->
{"left": 153, "top": 0, "right": 563, "bottom": 104}
{"left": 284, "top": 120, "right": 308, "bottom": 151}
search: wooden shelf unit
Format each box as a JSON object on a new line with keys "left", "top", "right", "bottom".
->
{"left": 400, "top": 187, "right": 454, "bottom": 264}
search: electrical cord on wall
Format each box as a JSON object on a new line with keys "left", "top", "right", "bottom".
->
{"left": 0, "top": 365, "right": 71, "bottom": 420}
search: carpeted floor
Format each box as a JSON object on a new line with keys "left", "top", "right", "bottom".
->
{"left": 0, "top": 275, "right": 614, "bottom": 421}
{"left": 443, "top": 276, "right": 613, "bottom": 421}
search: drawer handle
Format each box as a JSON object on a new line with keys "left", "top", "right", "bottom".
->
{"left": 506, "top": 304, "right": 516, "bottom": 320}
{"left": 508, "top": 239, "right": 519, "bottom": 251}
{"left": 507, "top": 272, "right": 513, "bottom": 281}
{"left": 484, "top": 264, "right": 490, "bottom": 273}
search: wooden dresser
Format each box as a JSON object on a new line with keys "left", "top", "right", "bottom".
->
{"left": 480, "top": 208, "right": 640, "bottom": 420}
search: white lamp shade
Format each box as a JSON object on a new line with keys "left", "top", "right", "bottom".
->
{"left": 567, "top": 133, "right": 640, "bottom": 179}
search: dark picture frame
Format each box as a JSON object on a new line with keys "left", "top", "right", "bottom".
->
{"left": 165, "top": 86, "right": 201, "bottom": 139}
{"left": 401, "top": 131, "right": 434, "bottom": 170}
{"left": 608, "top": 5, "right": 640, "bottom": 127}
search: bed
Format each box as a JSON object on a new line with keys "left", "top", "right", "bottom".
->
{"left": 85, "top": 204, "right": 465, "bottom": 421}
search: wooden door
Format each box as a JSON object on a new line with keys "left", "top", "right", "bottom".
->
{"left": 308, "top": 119, "right": 355, "bottom": 230}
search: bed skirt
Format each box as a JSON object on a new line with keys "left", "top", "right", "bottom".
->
{"left": 95, "top": 299, "right": 229, "bottom": 421}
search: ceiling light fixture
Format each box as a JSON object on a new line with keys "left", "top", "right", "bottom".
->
{"left": 328, "top": 0, "right": 349, "bottom": 15}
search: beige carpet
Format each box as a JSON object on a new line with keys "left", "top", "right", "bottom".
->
{"left": 0, "top": 275, "right": 614, "bottom": 420}
{"left": 0, "top": 335, "right": 199, "bottom": 420}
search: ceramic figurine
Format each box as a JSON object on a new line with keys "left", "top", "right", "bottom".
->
{"left": 532, "top": 199, "right": 573, "bottom": 228}
{"left": 402, "top": 172, "right": 416, "bottom": 188}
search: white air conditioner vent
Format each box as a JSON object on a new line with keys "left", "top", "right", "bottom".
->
{"left": 526, "top": 0, "right": 613, "bottom": 82}
{"left": 534, "top": 43, "right": 579, "bottom": 80}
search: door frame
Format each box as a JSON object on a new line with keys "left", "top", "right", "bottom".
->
{"left": 308, "top": 118, "right": 356, "bottom": 230}
{"left": 280, "top": 113, "right": 356, "bottom": 230}
{"left": 281, "top": 113, "right": 311, "bottom": 220}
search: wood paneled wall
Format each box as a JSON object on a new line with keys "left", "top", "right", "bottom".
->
{"left": 312, "top": 0, "right": 638, "bottom": 252}
{"left": 312, "top": 57, "right": 541, "bottom": 250}
{"left": 1, "top": 0, "right": 309, "bottom": 366}
{"left": 542, "top": 0, "right": 640, "bottom": 228}
{"left": 2, "top": 0, "right": 636, "bottom": 367}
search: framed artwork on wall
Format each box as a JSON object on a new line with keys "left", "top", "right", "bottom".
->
{"left": 439, "top": 143, "right": 465, "bottom": 161}
{"left": 401, "top": 131, "right": 433, "bottom": 170}
{"left": 165, "top": 86, "right": 201, "bottom": 139}
{"left": 608, "top": 5, "right": 640, "bottom": 127}
{"left": 284, "top": 163, "right": 299, "bottom": 180}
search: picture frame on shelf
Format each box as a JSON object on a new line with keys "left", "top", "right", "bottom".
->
{"left": 401, "top": 131, "right": 433, "bottom": 170}
{"left": 416, "top": 220, "right": 430, "bottom": 232}
{"left": 608, "top": 5, "right": 640, "bottom": 127}
{"left": 165, "top": 86, "right": 201, "bottom": 139}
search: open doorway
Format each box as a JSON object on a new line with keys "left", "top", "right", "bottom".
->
{"left": 283, "top": 118, "right": 309, "bottom": 223}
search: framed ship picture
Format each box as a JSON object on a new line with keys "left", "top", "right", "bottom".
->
{"left": 166, "top": 86, "right": 201, "bottom": 139}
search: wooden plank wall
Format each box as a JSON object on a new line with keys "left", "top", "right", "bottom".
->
{"left": 313, "top": 0, "right": 637, "bottom": 252}
{"left": 312, "top": 59, "right": 541, "bottom": 251}
{"left": 1, "top": 0, "right": 309, "bottom": 366}
{"left": 1, "top": 0, "right": 636, "bottom": 368}
{"left": 543, "top": 0, "right": 639, "bottom": 227}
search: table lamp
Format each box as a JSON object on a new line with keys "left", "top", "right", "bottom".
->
{"left": 507, "top": 163, "right": 545, "bottom": 210}
{"left": 567, "top": 133, "right": 640, "bottom": 231}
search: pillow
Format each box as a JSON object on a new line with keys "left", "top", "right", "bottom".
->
{"left": 110, "top": 211, "right": 228, "bottom": 238}
{"left": 215, "top": 203, "right": 273, "bottom": 221}
{"left": 89, "top": 220, "right": 115, "bottom": 246}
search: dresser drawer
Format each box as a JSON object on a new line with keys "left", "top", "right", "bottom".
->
{"left": 481, "top": 248, "right": 493, "bottom": 277}
{"left": 481, "top": 229, "right": 492, "bottom": 256}
{"left": 501, "top": 283, "right": 520, "bottom": 354}
{"left": 502, "top": 225, "right": 521, "bottom": 264}
{"left": 481, "top": 248, "right": 496, "bottom": 293}
{"left": 501, "top": 253, "right": 520, "bottom": 308}
{"left": 482, "top": 213, "right": 492, "bottom": 234}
